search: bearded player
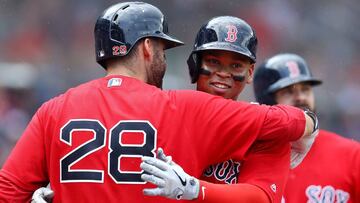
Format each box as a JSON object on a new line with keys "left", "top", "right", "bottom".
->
{"left": 254, "top": 53, "right": 360, "bottom": 203}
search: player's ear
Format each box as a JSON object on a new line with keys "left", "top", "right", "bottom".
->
{"left": 142, "top": 38, "right": 154, "bottom": 61}
{"left": 246, "top": 63, "right": 255, "bottom": 84}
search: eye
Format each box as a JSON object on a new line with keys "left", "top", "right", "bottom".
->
{"left": 280, "top": 87, "right": 294, "bottom": 96}
{"left": 206, "top": 58, "right": 220, "bottom": 65}
{"left": 232, "top": 63, "right": 243, "bottom": 69}
{"left": 302, "top": 85, "right": 311, "bottom": 92}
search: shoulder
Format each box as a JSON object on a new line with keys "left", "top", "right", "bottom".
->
{"left": 37, "top": 78, "right": 101, "bottom": 116}
{"left": 319, "top": 130, "right": 359, "bottom": 145}
{"left": 318, "top": 129, "right": 360, "bottom": 152}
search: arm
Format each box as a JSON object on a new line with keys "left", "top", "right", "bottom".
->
{"left": 196, "top": 181, "right": 269, "bottom": 203}
{"left": 140, "top": 148, "right": 270, "bottom": 203}
{"left": 259, "top": 105, "right": 319, "bottom": 168}
{"left": 0, "top": 108, "right": 49, "bottom": 201}
{"left": 237, "top": 141, "right": 291, "bottom": 203}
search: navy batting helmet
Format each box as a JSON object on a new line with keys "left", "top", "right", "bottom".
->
{"left": 95, "top": 2, "right": 184, "bottom": 68}
{"left": 253, "top": 53, "right": 322, "bottom": 105}
{"left": 187, "top": 16, "right": 258, "bottom": 83}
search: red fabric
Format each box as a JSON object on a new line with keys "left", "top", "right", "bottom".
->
{"left": 0, "top": 75, "right": 283, "bottom": 203}
{"left": 197, "top": 180, "right": 270, "bottom": 203}
{"left": 200, "top": 104, "right": 304, "bottom": 203}
{"left": 283, "top": 130, "right": 360, "bottom": 203}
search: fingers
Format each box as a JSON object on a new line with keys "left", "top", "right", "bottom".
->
{"left": 143, "top": 187, "right": 165, "bottom": 196}
{"left": 140, "top": 162, "right": 168, "bottom": 178}
{"left": 141, "top": 174, "right": 166, "bottom": 187}
{"left": 142, "top": 156, "right": 168, "bottom": 171}
{"left": 32, "top": 188, "right": 51, "bottom": 203}
{"left": 43, "top": 188, "right": 54, "bottom": 200}
{"left": 157, "top": 148, "right": 172, "bottom": 163}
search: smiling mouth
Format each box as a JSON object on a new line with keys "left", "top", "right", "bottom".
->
{"left": 210, "top": 82, "right": 231, "bottom": 89}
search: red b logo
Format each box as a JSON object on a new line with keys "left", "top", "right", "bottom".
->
{"left": 225, "top": 25, "right": 238, "bottom": 43}
{"left": 286, "top": 61, "right": 300, "bottom": 78}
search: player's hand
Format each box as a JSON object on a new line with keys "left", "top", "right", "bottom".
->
{"left": 31, "top": 186, "right": 54, "bottom": 203}
{"left": 290, "top": 128, "right": 319, "bottom": 169}
{"left": 140, "top": 148, "right": 199, "bottom": 200}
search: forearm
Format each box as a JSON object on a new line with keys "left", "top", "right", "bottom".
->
{"left": 0, "top": 170, "right": 32, "bottom": 202}
{"left": 196, "top": 180, "right": 270, "bottom": 203}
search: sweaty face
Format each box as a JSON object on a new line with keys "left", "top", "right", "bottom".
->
{"left": 148, "top": 40, "right": 167, "bottom": 88}
{"left": 274, "top": 82, "right": 315, "bottom": 111}
{"left": 196, "top": 50, "right": 254, "bottom": 100}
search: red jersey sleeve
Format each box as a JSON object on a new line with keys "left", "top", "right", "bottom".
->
{"left": 197, "top": 180, "right": 270, "bottom": 203}
{"left": 238, "top": 141, "right": 291, "bottom": 203}
{"left": 172, "top": 90, "right": 270, "bottom": 168}
{"left": 259, "top": 104, "right": 305, "bottom": 142}
{"left": 0, "top": 103, "right": 50, "bottom": 201}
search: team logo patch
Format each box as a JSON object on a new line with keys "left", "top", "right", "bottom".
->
{"left": 286, "top": 61, "right": 300, "bottom": 78}
{"left": 107, "top": 78, "right": 122, "bottom": 87}
{"left": 270, "top": 184, "right": 277, "bottom": 193}
{"left": 225, "top": 25, "right": 238, "bottom": 43}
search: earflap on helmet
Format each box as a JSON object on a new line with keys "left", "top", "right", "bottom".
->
{"left": 187, "top": 52, "right": 202, "bottom": 83}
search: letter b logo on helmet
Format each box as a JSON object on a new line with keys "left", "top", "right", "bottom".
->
{"left": 187, "top": 16, "right": 258, "bottom": 83}
{"left": 94, "top": 2, "right": 184, "bottom": 69}
{"left": 225, "top": 25, "right": 238, "bottom": 43}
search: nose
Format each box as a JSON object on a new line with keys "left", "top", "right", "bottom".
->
{"left": 294, "top": 90, "right": 307, "bottom": 102}
{"left": 215, "top": 70, "right": 232, "bottom": 78}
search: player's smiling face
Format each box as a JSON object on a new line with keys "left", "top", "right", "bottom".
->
{"left": 196, "top": 50, "right": 254, "bottom": 100}
{"left": 274, "top": 82, "right": 315, "bottom": 111}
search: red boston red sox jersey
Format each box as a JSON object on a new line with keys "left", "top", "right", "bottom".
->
{"left": 201, "top": 107, "right": 299, "bottom": 202}
{"left": 0, "top": 75, "right": 305, "bottom": 202}
{"left": 283, "top": 130, "right": 360, "bottom": 203}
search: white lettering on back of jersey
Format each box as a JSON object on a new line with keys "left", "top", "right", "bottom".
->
{"left": 305, "top": 185, "right": 350, "bottom": 203}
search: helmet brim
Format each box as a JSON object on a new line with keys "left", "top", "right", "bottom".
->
{"left": 268, "top": 77, "right": 322, "bottom": 93}
{"left": 194, "top": 42, "right": 256, "bottom": 63}
{"left": 151, "top": 33, "right": 184, "bottom": 49}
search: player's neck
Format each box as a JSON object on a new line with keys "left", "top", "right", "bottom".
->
{"left": 106, "top": 66, "right": 147, "bottom": 83}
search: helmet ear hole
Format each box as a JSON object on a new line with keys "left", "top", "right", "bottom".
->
{"left": 113, "top": 14, "right": 119, "bottom": 22}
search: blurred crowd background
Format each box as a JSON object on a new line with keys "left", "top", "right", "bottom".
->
{"left": 0, "top": 0, "right": 359, "bottom": 166}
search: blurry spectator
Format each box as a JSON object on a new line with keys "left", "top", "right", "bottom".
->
{"left": 0, "top": 63, "right": 38, "bottom": 166}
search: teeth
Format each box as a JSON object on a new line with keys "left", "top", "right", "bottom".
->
{"left": 213, "top": 83, "right": 229, "bottom": 89}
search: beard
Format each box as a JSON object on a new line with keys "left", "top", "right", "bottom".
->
{"left": 294, "top": 102, "right": 317, "bottom": 113}
{"left": 148, "top": 50, "right": 166, "bottom": 88}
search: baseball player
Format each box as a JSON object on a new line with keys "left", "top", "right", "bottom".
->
{"left": 139, "top": 17, "right": 318, "bottom": 203}
{"left": 253, "top": 53, "right": 360, "bottom": 203}
{"left": 1, "top": 2, "right": 317, "bottom": 202}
